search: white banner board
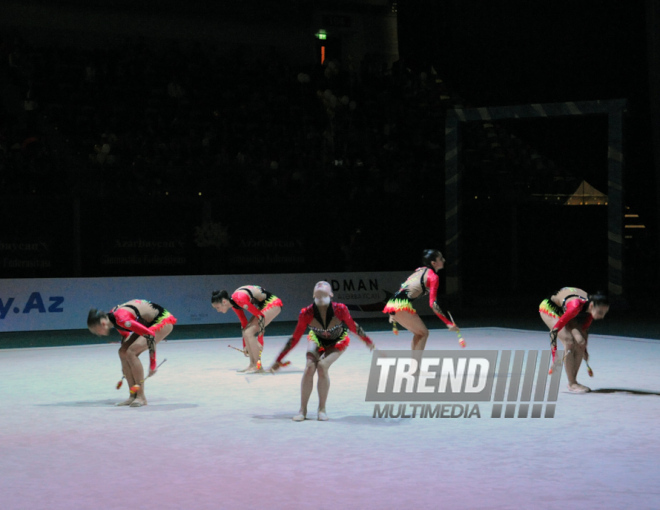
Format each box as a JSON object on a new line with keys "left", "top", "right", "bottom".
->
{"left": 0, "top": 271, "right": 438, "bottom": 332}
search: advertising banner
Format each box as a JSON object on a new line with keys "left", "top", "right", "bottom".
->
{"left": 0, "top": 271, "right": 439, "bottom": 332}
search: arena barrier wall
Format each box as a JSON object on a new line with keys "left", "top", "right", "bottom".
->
{"left": 0, "top": 271, "right": 441, "bottom": 332}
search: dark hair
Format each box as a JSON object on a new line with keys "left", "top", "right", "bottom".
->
{"left": 588, "top": 291, "right": 609, "bottom": 307}
{"left": 422, "top": 249, "right": 442, "bottom": 269}
{"left": 87, "top": 308, "right": 107, "bottom": 327}
{"left": 211, "top": 290, "right": 230, "bottom": 303}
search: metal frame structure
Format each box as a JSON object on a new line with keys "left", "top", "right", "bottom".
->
{"left": 444, "top": 99, "right": 627, "bottom": 301}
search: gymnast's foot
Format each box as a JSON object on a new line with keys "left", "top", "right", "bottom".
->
{"left": 237, "top": 365, "right": 253, "bottom": 373}
{"left": 293, "top": 410, "right": 307, "bottom": 421}
{"left": 115, "top": 396, "right": 136, "bottom": 406}
{"left": 130, "top": 397, "right": 148, "bottom": 407}
{"left": 568, "top": 383, "right": 590, "bottom": 394}
{"left": 244, "top": 366, "right": 264, "bottom": 374}
{"left": 317, "top": 410, "right": 329, "bottom": 421}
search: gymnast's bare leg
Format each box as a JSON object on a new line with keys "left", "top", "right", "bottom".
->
{"left": 391, "top": 311, "right": 430, "bottom": 351}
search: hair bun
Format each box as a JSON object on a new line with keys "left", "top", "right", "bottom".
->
{"left": 421, "top": 249, "right": 442, "bottom": 268}
{"left": 211, "top": 290, "right": 230, "bottom": 303}
{"left": 588, "top": 291, "right": 609, "bottom": 306}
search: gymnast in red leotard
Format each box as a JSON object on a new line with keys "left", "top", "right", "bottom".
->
{"left": 212, "top": 285, "right": 282, "bottom": 373}
{"left": 88, "top": 299, "right": 176, "bottom": 407}
{"left": 269, "top": 281, "right": 374, "bottom": 421}
{"left": 539, "top": 287, "right": 609, "bottom": 393}
{"left": 383, "top": 249, "right": 458, "bottom": 350}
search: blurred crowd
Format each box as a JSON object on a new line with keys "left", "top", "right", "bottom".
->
{"left": 1, "top": 33, "right": 451, "bottom": 201}
{"left": 1, "top": 31, "right": 582, "bottom": 202}
{"left": 1, "top": 28, "right": 655, "bottom": 299}
{"left": 1, "top": 31, "right": 611, "bottom": 276}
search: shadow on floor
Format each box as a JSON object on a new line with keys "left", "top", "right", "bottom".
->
{"left": 252, "top": 413, "right": 300, "bottom": 421}
{"left": 251, "top": 413, "right": 407, "bottom": 425}
{"left": 331, "top": 415, "right": 409, "bottom": 426}
{"left": 36, "top": 399, "right": 118, "bottom": 407}
{"left": 133, "top": 403, "right": 200, "bottom": 411}
{"left": 36, "top": 400, "right": 200, "bottom": 409}
{"left": 590, "top": 388, "right": 660, "bottom": 396}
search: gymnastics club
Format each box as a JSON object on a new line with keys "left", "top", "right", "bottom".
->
{"left": 549, "top": 343, "right": 558, "bottom": 374}
{"left": 585, "top": 359, "right": 594, "bottom": 377}
{"left": 228, "top": 344, "right": 247, "bottom": 354}
{"left": 129, "top": 358, "right": 168, "bottom": 394}
{"left": 230, "top": 344, "right": 292, "bottom": 371}
{"left": 548, "top": 350, "right": 593, "bottom": 377}
{"left": 549, "top": 348, "right": 571, "bottom": 375}
{"left": 118, "top": 358, "right": 168, "bottom": 389}
{"left": 447, "top": 311, "right": 466, "bottom": 348}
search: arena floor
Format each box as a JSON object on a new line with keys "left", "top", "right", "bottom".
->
{"left": 1, "top": 327, "right": 659, "bottom": 510}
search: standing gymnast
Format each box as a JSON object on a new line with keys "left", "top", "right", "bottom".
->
{"left": 269, "top": 281, "right": 375, "bottom": 421}
{"left": 539, "top": 287, "right": 609, "bottom": 393}
{"left": 88, "top": 299, "right": 176, "bottom": 407}
{"left": 383, "top": 249, "right": 458, "bottom": 350}
{"left": 211, "top": 285, "right": 282, "bottom": 373}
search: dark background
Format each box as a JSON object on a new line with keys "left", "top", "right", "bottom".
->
{"left": 0, "top": 0, "right": 658, "bottom": 315}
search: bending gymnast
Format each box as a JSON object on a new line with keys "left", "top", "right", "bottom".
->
{"left": 87, "top": 299, "right": 176, "bottom": 407}
{"left": 383, "top": 249, "right": 458, "bottom": 350}
{"left": 539, "top": 287, "right": 609, "bottom": 393}
{"left": 211, "top": 285, "right": 282, "bottom": 373}
{"left": 270, "top": 281, "right": 375, "bottom": 421}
